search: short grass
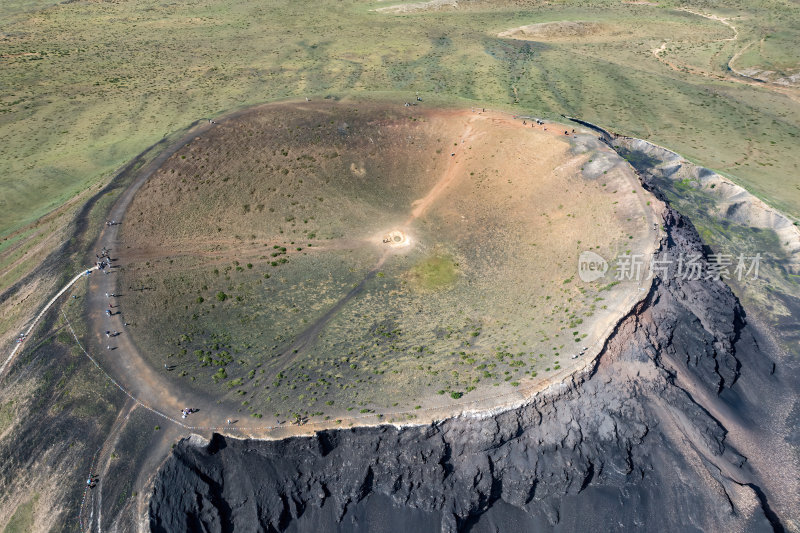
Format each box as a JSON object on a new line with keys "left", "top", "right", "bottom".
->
{"left": 734, "top": 31, "right": 800, "bottom": 75}
{"left": 408, "top": 253, "right": 458, "bottom": 290}
{"left": 2, "top": 493, "right": 38, "bottom": 533}
{"left": 1, "top": 0, "right": 799, "bottom": 252}
{"left": 0, "top": 400, "right": 15, "bottom": 437}
{"left": 0, "top": 0, "right": 58, "bottom": 22}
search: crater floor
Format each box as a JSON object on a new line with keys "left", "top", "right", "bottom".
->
{"left": 113, "top": 100, "right": 661, "bottom": 429}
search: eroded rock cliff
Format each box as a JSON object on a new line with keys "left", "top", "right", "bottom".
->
{"left": 149, "top": 205, "right": 792, "bottom": 532}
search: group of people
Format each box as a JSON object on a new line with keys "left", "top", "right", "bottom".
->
{"left": 105, "top": 220, "right": 119, "bottom": 227}
{"left": 519, "top": 117, "right": 580, "bottom": 137}
{"left": 181, "top": 408, "right": 198, "bottom": 419}
{"left": 571, "top": 346, "right": 590, "bottom": 359}
{"left": 96, "top": 248, "right": 112, "bottom": 272}
{"left": 106, "top": 294, "right": 121, "bottom": 321}
{"left": 517, "top": 118, "right": 550, "bottom": 131}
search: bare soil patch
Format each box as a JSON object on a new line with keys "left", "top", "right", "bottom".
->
{"left": 375, "top": 0, "right": 459, "bottom": 15}
{"left": 498, "top": 21, "right": 608, "bottom": 41}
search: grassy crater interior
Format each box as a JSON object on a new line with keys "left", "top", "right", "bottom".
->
{"left": 118, "top": 99, "right": 654, "bottom": 421}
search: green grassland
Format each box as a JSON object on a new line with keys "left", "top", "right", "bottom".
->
{"left": 734, "top": 31, "right": 800, "bottom": 76}
{"left": 409, "top": 253, "right": 459, "bottom": 290}
{"left": 1, "top": 0, "right": 799, "bottom": 250}
{"left": 2, "top": 493, "right": 37, "bottom": 533}
{"left": 122, "top": 249, "right": 618, "bottom": 420}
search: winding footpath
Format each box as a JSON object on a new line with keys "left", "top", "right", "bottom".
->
{"left": 0, "top": 266, "right": 97, "bottom": 376}
{"left": 651, "top": 8, "right": 799, "bottom": 102}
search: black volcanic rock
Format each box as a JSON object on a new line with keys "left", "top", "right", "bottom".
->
{"left": 148, "top": 207, "right": 787, "bottom": 533}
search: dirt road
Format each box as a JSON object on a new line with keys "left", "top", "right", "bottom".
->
{"left": 651, "top": 8, "right": 799, "bottom": 103}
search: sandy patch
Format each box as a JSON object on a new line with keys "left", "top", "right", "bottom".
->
{"left": 375, "top": 0, "right": 458, "bottom": 15}
{"left": 498, "top": 21, "right": 606, "bottom": 40}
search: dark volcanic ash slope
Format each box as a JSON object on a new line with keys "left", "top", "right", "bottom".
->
{"left": 148, "top": 205, "right": 796, "bottom": 533}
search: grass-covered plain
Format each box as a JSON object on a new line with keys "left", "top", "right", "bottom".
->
{"left": 1, "top": 0, "right": 798, "bottom": 256}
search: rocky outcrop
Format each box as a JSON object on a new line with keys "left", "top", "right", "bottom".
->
{"left": 564, "top": 117, "right": 800, "bottom": 273}
{"left": 615, "top": 136, "right": 800, "bottom": 271}
{"left": 149, "top": 201, "right": 790, "bottom": 532}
